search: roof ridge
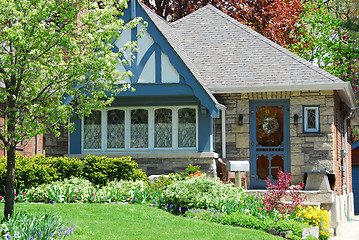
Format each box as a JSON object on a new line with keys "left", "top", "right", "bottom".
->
{"left": 204, "top": 5, "right": 343, "bottom": 84}
{"left": 171, "top": 4, "right": 212, "bottom": 26}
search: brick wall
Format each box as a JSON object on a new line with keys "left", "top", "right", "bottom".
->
{"left": 214, "top": 90, "right": 351, "bottom": 193}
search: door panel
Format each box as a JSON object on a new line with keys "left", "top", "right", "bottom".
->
{"left": 250, "top": 100, "right": 290, "bottom": 189}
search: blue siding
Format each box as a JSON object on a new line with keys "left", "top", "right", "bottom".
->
{"left": 69, "top": 114, "right": 82, "bottom": 154}
{"left": 198, "top": 106, "right": 212, "bottom": 152}
{"left": 110, "top": 84, "right": 194, "bottom": 97}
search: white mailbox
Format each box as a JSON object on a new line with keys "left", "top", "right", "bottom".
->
{"left": 226, "top": 161, "right": 249, "bottom": 172}
{"left": 226, "top": 161, "right": 249, "bottom": 188}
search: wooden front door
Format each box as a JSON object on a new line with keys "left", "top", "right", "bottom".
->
{"left": 249, "top": 100, "right": 290, "bottom": 189}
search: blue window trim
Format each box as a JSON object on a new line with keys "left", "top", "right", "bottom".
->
{"left": 302, "top": 106, "right": 320, "bottom": 133}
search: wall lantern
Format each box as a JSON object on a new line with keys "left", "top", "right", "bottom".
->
{"left": 294, "top": 114, "right": 299, "bottom": 125}
{"left": 238, "top": 114, "right": 244, "bottom": 125}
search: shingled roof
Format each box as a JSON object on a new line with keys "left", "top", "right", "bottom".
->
{"left": 138, "top": 2, "right": 356, "bottom": 109}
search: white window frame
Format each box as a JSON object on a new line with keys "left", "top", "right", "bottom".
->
{"left": 303, "top": 106, "right": 319, "bottom": 133}
{"left": 82, "top": 106, "right": 198, "bottom": 153}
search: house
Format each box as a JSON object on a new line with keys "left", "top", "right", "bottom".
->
{"left": 352, "top": 141, "right": 359, "bottom": 214}
{"left": 0, "top": 83, "right": 44, "bottom": 158}
{"left": 62, "top": 0, "right": 358, "bottom": 228}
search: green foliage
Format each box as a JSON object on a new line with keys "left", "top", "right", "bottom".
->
{"left": 275, "top": 219, "right": 308, "bottom": 237}
{"left": 185, "top": 164, "right": 201, "bottom": 174}
{"left": 0, "top": 211, "right": 75, "bottom": 239}
{"left": 0, "top": 155, "right": 147, "bottom": 195}
{"left": 27, "top": 177, "right": 95, "bottom": 203}
{"left": 82, "top": 155, "right": 147, "bottom": 186}
{"left": 163, "top": 176, "right": 243, "bottom": 209}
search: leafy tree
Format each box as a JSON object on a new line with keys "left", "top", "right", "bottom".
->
{"left": 142, "top": 0, "right": 304, "bottom": 46}
{"left": 291, "top": 0, "right": 359, "bottom": 98}
{"left": 0, "top": 0, "right": 141, "bottom": 219}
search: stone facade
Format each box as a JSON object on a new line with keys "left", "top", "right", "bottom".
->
{"left": 214, "top": 90, "right": 352, "bottom": 194}
{"left": 44, "top": 126, "right": 68, "bottom": 157}
{"left": 65, "top": 152, "right": 218, "bottom": 177}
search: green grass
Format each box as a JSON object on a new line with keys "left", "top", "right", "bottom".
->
{"left": 0, "top": 203, "right": 281, "bottom": 240}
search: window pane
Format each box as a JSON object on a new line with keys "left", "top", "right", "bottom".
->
{"left": 307, "top": 109, "right": 316, "bottom": 129}
{"left": 155, "top": 109, "right": 172, "bottom": 148}
{"left": 107, "top": 110, "right": 125, "bottom": 148}
{"left": 131, "top": 109, "right": 148, "bottom": 148}
{"left": 84, "top": 111, "right": 101, "bottom": 149}
{"left": 178, "top": 108, "right": 196, "bottom": 148}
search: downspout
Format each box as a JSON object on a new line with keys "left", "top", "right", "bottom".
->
{"left": 343, "top": 107, "right": 358, "bottom": 220}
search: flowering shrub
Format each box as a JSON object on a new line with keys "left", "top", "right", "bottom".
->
{"left": 262, "top": 171, "right": 306, "bottom": 215}
{"left": 296, "top": 206, "right": 331, "bottom": 240}
{"left": 0, "top": 211, "right": 75, "bottom": 239}
{"left": 90, "top": 180, "right": 148, "bottom": 203}
{"left": 27, "top": 177, "right": 95, "bottom": 203}
{"left": 163, "top": 176, "right": 243, "bottom": 209}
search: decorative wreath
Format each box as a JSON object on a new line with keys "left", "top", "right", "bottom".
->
{"left": 262, "top": 116, "right": 280, "bottom": 135}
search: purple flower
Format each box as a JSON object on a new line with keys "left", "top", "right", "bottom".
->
{"left": 254, "top": 196, "right": 259, "bottom": 199}
{"left": 6, "top": 234, "right": 12, "bottom": 240}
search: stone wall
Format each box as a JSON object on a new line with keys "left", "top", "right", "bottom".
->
{"left": 44, "top": 126, "right": 68, "bottom": 157}
{"left": 214, "top": 90, "right": 350, "bottom": 191}
{"left": 66, "top": 152, "right": 218, "bottom": 177}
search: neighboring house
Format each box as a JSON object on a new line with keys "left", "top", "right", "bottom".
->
{"left": 352, "top": 141, "right": 359, "bottom": 214}
{"left": 0, "top": 81, "right": 44, "bottom": 158}
{"left": 62, "top": 0, "right": 357, "bottom": 228}
{"left": 0, "top": 106, "right": 44, "bottom": 158}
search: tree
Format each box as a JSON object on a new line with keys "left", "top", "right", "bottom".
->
{"left": 291, "top": 0, "right": 359, "bottom": 99}
{"left": 0, "top": 0, "right": 141, "bottom": 219}
{"left": 142, "top": 0, "right": 304, "bottom": 46}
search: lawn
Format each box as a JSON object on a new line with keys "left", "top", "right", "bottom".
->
{"left": 0, "top": 203, "right": 281, "bottom": 240}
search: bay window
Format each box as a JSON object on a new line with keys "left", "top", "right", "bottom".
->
{"left": 82, "top": 106, "right": 197, "bottom": 151}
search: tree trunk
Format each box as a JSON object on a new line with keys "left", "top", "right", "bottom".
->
{"left": 4, "top": 145, "right": 16, "bottom": 220}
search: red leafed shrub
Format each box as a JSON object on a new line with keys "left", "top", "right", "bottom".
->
{"left": 262, "top": 171, "right": 306, "bottom": 214}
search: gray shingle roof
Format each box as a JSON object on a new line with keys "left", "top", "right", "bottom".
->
{"left": 171, "top": 5, "right": 347, "bottom": 92}
{"left": 138, "top": 2, "right": 356, "bottom": 110}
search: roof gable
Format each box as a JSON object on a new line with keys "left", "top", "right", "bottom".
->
{"left": 117, "top": 1, "right": 221, "bottom": 118}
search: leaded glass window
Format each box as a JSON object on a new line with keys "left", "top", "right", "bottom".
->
{"left": 178, "top": 108, "right": 196, "bottom": 147}
{"left": 131, "top": 109, "right": 148, "bottom": 148}
{"left": 307, "top": 109, "right": 316, "bottom": 129}
{"left": 84, "top": 111, "right": 101, "bottom": 149}
{"left": 107, "top": 110, "right": 125, "bottom": 148}
{"left": 155, "top": 108, "right": 172, "bottom": 148}
{"left": 304, "top": 106, "right": 319, "bottom": 133}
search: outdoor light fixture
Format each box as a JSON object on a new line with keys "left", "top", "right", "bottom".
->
{"left": 294, "top": 114, "right": 299, "bottom": 125}
{"left": 238, "top": 114, "right": 244, "bottom": 125}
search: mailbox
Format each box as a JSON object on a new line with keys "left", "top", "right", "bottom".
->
{"left": 226, "top": 161, "right": 249, "bottom": 172}
{"left": 226, "top": 161, "right": 249, "bottom": 188}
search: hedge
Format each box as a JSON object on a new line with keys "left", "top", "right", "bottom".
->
{"left": 0, "top": 155, "right": 147, "bottom": 195}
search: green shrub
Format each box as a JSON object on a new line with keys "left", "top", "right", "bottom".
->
{"left": 275, "top": 219, "right": 309, "bottom": 237}
{"left": 50, "top": 156, "right": 84, "bottom": 179}
{"left": 83, "top": 155, "right": 147, "bottom": 186}
{"left": 0, "top": 154, "right": 147, "bottom": 195}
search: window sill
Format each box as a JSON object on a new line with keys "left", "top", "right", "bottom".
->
{"left": 298, "top": 133, "right": 325, "bottom": 137}
{"left": 66, "top": 152, "right": 219, "bottom": 159}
